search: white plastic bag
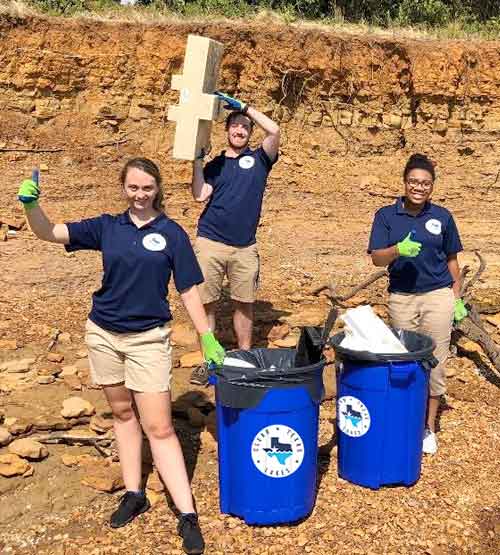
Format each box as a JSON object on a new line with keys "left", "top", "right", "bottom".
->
{"left": 340, "top": 305, "right": 407, "bottom": 354}
{"left": 223, "top": 356, "right": 256, "bottom": 368}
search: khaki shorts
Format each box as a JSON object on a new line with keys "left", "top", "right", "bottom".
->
{"left": 194, "top": 236, "right": 260, "bottom": 304}
{"left": 389, "top": 287, "right": 455, "bottom": 397}
{"left": 84, "top": 319, "right": 172, "bottom": 393}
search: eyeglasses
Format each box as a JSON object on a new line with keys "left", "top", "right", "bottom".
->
{"left": 406, "top": 178, "right": 433, "bottom": 190}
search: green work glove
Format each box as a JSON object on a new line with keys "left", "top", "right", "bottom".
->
{"left": 454, "top": 298, "right": 468, "bottom": 323}
{"left": 397, "top": 232, "right": 422, "bottom": 258}
{"left": 215, "top": 91, "right": 248, "bottom": 113}
{"left": 200, "top": 331, "right": 225, "bottom": 368}
{"left": 18, "top": 170, "right": 40, "bottom": 211}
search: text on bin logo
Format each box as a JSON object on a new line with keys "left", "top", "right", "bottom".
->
{"left": 251, "top": 425, "right": 304, "bottom": 478}
{"left": 338, "top": 396, "right": 371, "bottom": 438}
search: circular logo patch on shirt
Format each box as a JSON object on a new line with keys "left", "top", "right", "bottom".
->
{"left": 142, "top": 233, "right": 167, "bottom": 252}
{"left": 251, "top": 424, "right": 304, "bottom": 478}
{"left": 425, "top": 218, "right": 442, "bottom": 235}
{"left": 338, "top": 396, "right": 371, "bottom": 438}
{"left": 239, "top": 155, "right": 255, "bottom": 170}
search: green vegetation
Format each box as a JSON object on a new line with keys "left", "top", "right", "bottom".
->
{"left": 25, "top": 0, "right": 500, "bottom": 37}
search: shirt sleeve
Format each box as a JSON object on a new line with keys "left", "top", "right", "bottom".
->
{"left": 172, "top": 227, "right": 204, "bottom": 293}
{"left": 256, "top": 146, "right": 277, "bottom": 170}
{"left": 65, "top": 216, "right": 105, "bottom": 252}
{"left": 443, "top": 214, "right": 463, "bottom": 255}
{"left": 368, "top": 209, "right": 391, "bottom": 253}
{"left": 203, "top": 158, "right": 222, "bottom": 187}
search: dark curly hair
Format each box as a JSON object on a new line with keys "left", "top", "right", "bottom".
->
{"left": 403, "top": 153, "right": 436, "bottom": 182}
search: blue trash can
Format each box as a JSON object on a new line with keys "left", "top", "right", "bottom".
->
{"left": 214, "top": 348, "right": 325, "bottom": 525}
{"left": 329, "top": 329, "right": 436, "bottom": 489}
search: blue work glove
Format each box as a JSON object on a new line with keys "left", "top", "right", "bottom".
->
{"left": 215, "top": 91, "right": 248, "bottom": 113}
{"left": 18, "top": 169, "right": 40, "bottom": 211}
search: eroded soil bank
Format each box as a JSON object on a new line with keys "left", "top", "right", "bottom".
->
{"left": 0, "top": 15, "right": 499, "bottom": 555}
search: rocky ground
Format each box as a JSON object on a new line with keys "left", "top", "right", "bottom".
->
{"left": 1, "top": 12, "right": 500, "bottom": 555}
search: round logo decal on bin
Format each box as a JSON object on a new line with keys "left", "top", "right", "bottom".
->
{"left": 251, "top": 425, "right": 304, "bottom": 478}
{"left": 338, "top": 396, "right": 371, "bottom": 438}
{"left": 142, "top": 233, "right": 167, "bottom": 252}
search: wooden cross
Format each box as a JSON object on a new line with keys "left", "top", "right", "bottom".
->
{"left": 168, "top": 35, "right": 224, "bottom": 160}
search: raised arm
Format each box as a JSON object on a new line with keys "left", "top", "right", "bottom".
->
{"left": 246, "top": 106, "right": 280, "bottom": 161}
{"left": 18, "top": 176, "right": 69, "bottom": 244}
{"left": 191, "top": 155, "right": 213, "bottom": 203}
{"left": 215, "top": 92, "right": 280, "bottom": 161}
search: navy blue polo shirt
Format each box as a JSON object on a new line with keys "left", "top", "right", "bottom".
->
{"left": 197, "top": 146, "right": 276, "bottom": 247}
{"left": 368, "top": 198, "right": 463, "bottom": 293}
{"left": 65, "top": 211, "right": 204, "bottom": 333}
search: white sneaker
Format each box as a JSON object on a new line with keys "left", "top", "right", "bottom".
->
{"left": 423, "top": 428, "right": 438, "bottom": 455}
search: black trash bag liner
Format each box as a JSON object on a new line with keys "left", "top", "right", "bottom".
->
{"left": 329, "top": 328, "right": 438, "bottom": 369}
{"left": 215, "top": 348, "right": 325, "bottom": 409}
{"left": 295, "top": 326, "right": 324, "bottom": 367}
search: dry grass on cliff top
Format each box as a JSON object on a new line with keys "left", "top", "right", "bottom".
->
{"left": 1, "top": 0, "right": 499, "bottom": 41}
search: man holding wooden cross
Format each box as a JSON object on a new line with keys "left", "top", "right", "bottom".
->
{"left": 190, "top": 92, "right": 280, "bottom": 385}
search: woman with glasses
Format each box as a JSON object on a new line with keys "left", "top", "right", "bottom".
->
{"left": 368, "top": 153, "right": 467, "bottom": 455}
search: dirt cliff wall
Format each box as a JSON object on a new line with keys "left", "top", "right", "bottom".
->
{"left": 1, "top": 15, "right": 500, "bottom": 330}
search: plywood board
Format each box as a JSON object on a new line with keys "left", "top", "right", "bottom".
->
{"left": 168, "top": 35, "right": 224, "bottom": 160}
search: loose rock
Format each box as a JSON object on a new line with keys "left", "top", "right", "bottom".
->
{"left": 267, "top": 322, "right": 290, "bottom": 342}
{"left": 7, "top": 418, "right": 33, "bottom": 435}
{"left": 0, "top": 453, "right": 32, "bottom": 477}
{"left": 272, "top": 335, "right": 298, "bottom": 348}
{"left": 89, "top": 414, "right": 114, "bottom": 434}
{"left": 34, "top": 415, "right": 72, "bottom": 431}
{"left": 9, "top": 438, "right": 48, "bottom": 460}
{"left": 61, "top": 397, "right": 96, "bottom": 418}
{"left": 37, "top": 375, "right": 56, "bottom": 385}
{"left": 81, "top": 461, "right": 124, "bottom": 492}
{"left": 0, "top": 357, "right": 36, "bottom": 373}
{"left": 47, "top": 352, "right": 64, "bottom": 363}
{"left": 180, "top": 351, "right": 204, "bottom": 368}
{"left": 60, "top": 365, "right": 79, "bottom": 377}
{"left": 61, "top": 454, "right": 79, "bottom": 467}
{"left": 37, "top": 366, "right": 62, "bottom": 377}
{"left": 0, "top": 427, "right": 13, "bottom": 446}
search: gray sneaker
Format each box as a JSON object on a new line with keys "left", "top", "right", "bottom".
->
{"left": 190, "top": 363, "right": 209, "bottom": 386}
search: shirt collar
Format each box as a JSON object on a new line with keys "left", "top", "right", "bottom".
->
{"left": 118, "top": 210, "right": 167, "bottom": 229}
{"left": 222, "top": 146, "right": 252, "bottom": 159}
{"left": 396, "top": 197, "right": 432, "bottom": 216}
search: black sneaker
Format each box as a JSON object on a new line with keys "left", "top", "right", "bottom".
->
{"left": 110, "top": 491, "right": 150, "bottom": 528}
{"left": 177, "top": 513, "right": 205, "bottom": 554}
{"left": 190, "top": 363, "right": 209, "bottom": 386}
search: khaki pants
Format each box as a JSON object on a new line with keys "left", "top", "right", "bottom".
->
{"left": 194, "top": 237, "right": 260, "bottom": 304}
{"left": 389, "top": 287, "right": 455, "bottom": 396}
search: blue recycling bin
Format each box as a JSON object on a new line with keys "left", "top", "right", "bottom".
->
{"left": 214, "top": 348, "right": 325, "bottom": 525}
{"left": 330, "top": 329, "right": 436, "bottom": 489}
